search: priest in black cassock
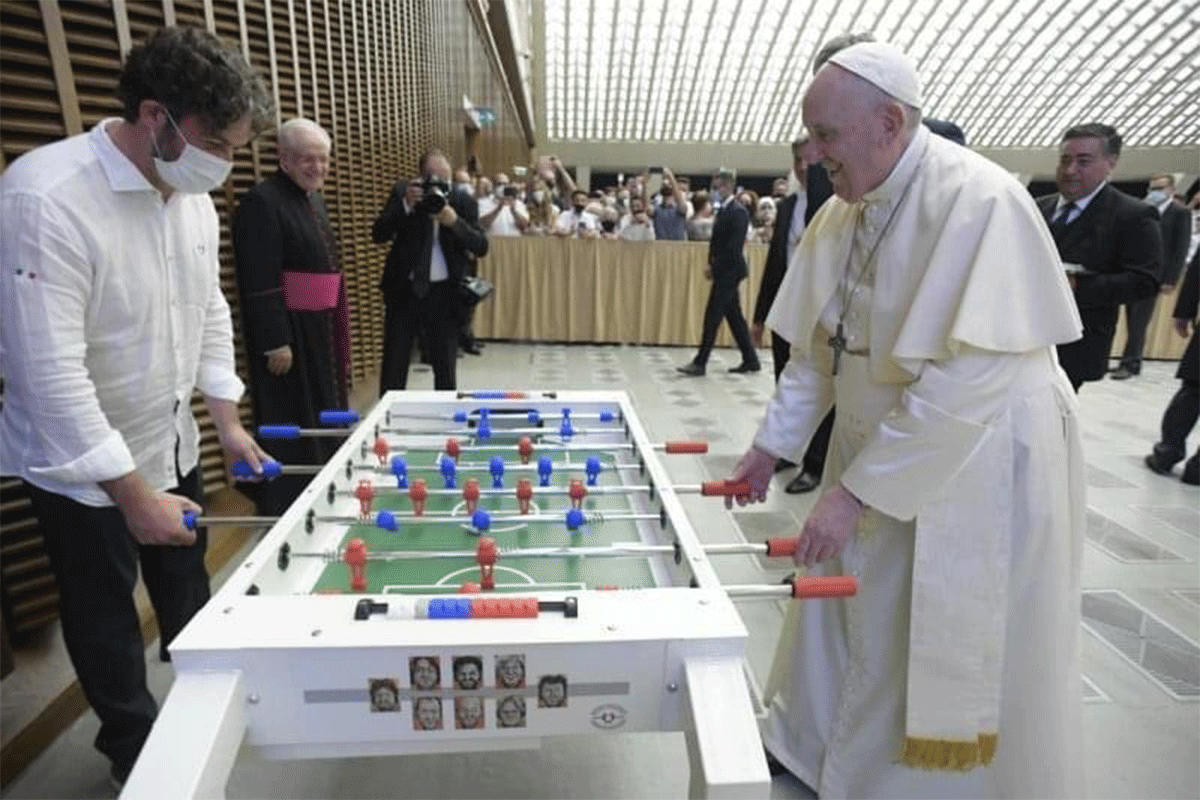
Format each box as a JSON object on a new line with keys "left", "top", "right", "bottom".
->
{"left": 234, "top": 118, "right": 349, "bottom": 515}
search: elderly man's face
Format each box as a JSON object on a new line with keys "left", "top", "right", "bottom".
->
{"left": 801, "top": 67, "right": 896, "bottom": 202}
{"left": 280, "top": 130, "right": 330, "bottom": 193}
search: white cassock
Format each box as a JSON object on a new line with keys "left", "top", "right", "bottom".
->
{"left": 757, "top": 125, "right": 1087, "bottom": 799}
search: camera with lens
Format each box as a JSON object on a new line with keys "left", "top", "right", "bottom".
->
{"left": 416, "top": 176, "right": 452, "bottom": 214}
{"left": 502, "top": 185, "right": 518, "bottom": 199}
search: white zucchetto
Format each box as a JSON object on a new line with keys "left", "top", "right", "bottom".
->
{"left": 826, "top": 42, "right": 924, "bottom": 109}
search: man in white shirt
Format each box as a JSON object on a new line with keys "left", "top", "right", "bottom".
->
{"left": 0, "top": 26, "right": 273, "bottom": 789}
{"left": 618, "top": 195, "right": 656, "bottom": 241}
{"left": 479, "top": 180, "right": 530, "bottom": 237}
{"left": 554, "top": 189, "right": 600, "bottom": 238}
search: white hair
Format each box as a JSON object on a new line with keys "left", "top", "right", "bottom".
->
{"left": 278, "top": 118, "right": 330, "bottom": 153}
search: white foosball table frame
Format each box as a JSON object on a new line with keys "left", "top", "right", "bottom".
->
{"left": 120, "top": 390, "right": 771, "bottom": 799}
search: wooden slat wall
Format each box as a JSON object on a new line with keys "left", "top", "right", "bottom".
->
{"left": 0, "top": 0, "right": 531, "bottom": 637}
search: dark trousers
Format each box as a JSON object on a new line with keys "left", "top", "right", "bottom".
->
{"left": 1119, "top": 294, "right": 1158, "bottom": 370}
{"left": 694, "top": 280, "right": 759, "bottom": 368}
{"left": 379, "top": 281, "right": 460, "bottom": 393}
{"left": 26, "top": 468, "right": 210, "bottom": 778}
{"left": 1155, "top": 378, "right": 1199, "bottom": 464}
{"left": 770, "top": 330, "right": 833, "bottom": 476}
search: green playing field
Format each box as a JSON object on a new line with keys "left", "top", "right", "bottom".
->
{"left": 311, "top": 442, "right": 660, "bottom": 594}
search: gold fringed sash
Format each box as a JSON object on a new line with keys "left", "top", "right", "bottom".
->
{"left": 900, "top": 733, "right": 998, "bottom": 771}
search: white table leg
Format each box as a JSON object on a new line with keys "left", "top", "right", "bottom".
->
{"left": 683, "top": 657, "right": 770, "bottom": 799}
{"left": 120, "top": 671, "right": 246, "bottom": 800}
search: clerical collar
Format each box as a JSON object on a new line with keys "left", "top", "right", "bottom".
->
{"left": 861, "top": 123, "right": 929, "bottom": 207}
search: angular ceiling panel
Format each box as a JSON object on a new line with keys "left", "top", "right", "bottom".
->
{"left": 542, "top": 0, "right": 1200, "bottom": 147}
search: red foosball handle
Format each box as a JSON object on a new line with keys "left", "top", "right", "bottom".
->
{"left": 700, "top": 480, "right": 752, "bottom": 496}
{"left": 665, "top": 441, "right": 708, "bottom": 454}
{"left": 765, "top": 537, "right": 797, "bottom": 557}
{"left": 789, "top": 575, "right": 858, "bottom": 598}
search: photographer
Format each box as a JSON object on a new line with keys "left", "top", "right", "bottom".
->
{"left": 373, "top": 148, "right": 488, "bottom": 392}
{"left": 478, "top": 179, "right": 529, "bottom": 237}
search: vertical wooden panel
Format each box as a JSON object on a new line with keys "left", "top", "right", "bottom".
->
{"left": 38, "top": 0, "right": 82, "bottom": 135}
{"left": 111, "top": 0, "right": 133, "bottom": 55}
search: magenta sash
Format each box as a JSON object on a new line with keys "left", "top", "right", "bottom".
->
{"left": 281, "top": 270, "right": 351, "bottom": 398}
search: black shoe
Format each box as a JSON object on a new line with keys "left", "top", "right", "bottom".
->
{"left": 727, "top": 363, "right": 762, "bottom": 373}
{"left": 764, "top": 749, "right": 788, "bottom": 777}
{"left": 1145, "top": 448, "right": 1181, "bottom": 476}
{"left": 785, "top": 471, "right": 820, "bottom": 494}
{"left": 1110, "top": 365, "right": 1138, "bottom": 380}
{"left": 463, "top": 344, "right": 483, "bottom": 356}
{"left": 774, "top": 458, "right": 797, "bottom": 473}
{"left": 1183, "top": 457, "right": 1199, "bottom": 486}
{"left": 677, "top": 363, "right": 705, "bottom": 377}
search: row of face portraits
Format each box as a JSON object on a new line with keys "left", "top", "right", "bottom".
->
{"left": 368, "top": 692, "right": 527, "bottom": 730}
{"left": 368, "top": 654, "right": 569, "bottom": 728}
{"left": 407, "top": 654, "right": 525, "bottom": 691}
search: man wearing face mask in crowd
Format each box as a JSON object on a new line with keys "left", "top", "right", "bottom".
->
{"left": 555, "top": 189, "right": 600, "bottom": 238}
{"left": 1111, "top": 173, "right": 1192, "bottom": 380}
{"left": 374, "top": 149, "right": 489, "bottom": 391}
{"left": 619, "top": 195, "right": 656, "bottom": 241}
{"left": 651, "top": 166, "right": 690, "bottom": 241}
{"left": 479, "top": 172, "right": 529, "bottom": 237}
{"left": 0, "top": 26, "right": 273, "bottom": 789}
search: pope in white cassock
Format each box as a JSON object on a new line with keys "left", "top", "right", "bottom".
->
{"left": 730, "top": 42, "right": 1087, "bottom": 799}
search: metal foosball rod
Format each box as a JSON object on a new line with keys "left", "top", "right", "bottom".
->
{"left": 282, "top": 536, "right": 808, "bottom": 563}
{"left": 231, "top": 460, "right": 753, "bottom": 499}
{"left": 383, "top": 407, "right": 622, "bottom": 426}
{"left": 347, "top": 573, "right": 857, "bottom": 622}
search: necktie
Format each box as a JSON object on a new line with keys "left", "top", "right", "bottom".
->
{"left": 1051, "top": 201, "right": 1077, "bottom": 235}
{"left": 412, "top": 219, "right": 434, "bottom": 299}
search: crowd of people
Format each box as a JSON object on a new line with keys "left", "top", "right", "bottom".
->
{"left": 459, "top": 154, "right": 790, "bottom": 244}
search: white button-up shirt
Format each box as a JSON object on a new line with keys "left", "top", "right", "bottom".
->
{"left": 0, "top": 119, "right": 244, "bottom": 506}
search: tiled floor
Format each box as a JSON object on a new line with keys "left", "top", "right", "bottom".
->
{"left": 3, "top": 343, "right": 1197, "bottom": 799}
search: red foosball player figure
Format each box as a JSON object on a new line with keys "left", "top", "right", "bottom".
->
{"left": 476, "top": 536, "right": 498, "bottom": 591}
{"left": 409, "top": 478, "right": 428, "bottom": 517}
{"left": 516, "top": 478, "right": 533, "bottom": 515}
{"left": 463, "top": 479, "right": 481, "bottom": 514}
{"left": 344, "top": 538, "right": 367, "bottom": 592}
{"left": 373, "top": 436, "right": 390, "bottom": 466}
{"left": 354, "top": 480, "right": 375, "bottom": 519}
{"left": 458, "top": 581, "right": 481, "bottom": 594}
{"left": 568, "top": 478, "right": 587, "bottom": 510}
{"left": 445, "top": 437, "right": 461, "bottom": 464}
{"left": 517, "top": 436, "right": 534, "bottom": 464}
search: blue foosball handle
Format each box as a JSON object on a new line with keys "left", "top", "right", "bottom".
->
{"left": 259, "top": 424, "right": 300, "bottom": 439}
{"left": 231, "top": 459, "right": 283, "bottom": 480}
{"left": 183, "top": 510, "right": 198, "bottom": 530}
{"left": 319, "top": 409, "right": 359, "bottom": 426}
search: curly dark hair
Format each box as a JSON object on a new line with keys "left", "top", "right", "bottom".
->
{"left": 117, "top": 26, "right": 273, "bottom": 135}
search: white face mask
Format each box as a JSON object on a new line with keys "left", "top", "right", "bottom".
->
{"left": 152, "top": 110, "right": 232, "bottom": 194}
{"left": 1144, "top": 189, "right": 1169, "bottom": 206}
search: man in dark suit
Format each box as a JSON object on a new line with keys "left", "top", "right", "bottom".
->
{"left": 678, "top": 168, "right": 760, "bottom": 376}
{"left": 1036, "top": 123, "right": 1161, "bottom": 391}
{"left": 1112, "top": 173, "right": 1193, "bottom": 379}
{"left": 1145, "top": 249, "right": 1199, "bottom": 484}
{"left": 751, "top": 139, "right": 834, "bottom": 491}
{"left": 374, "top": 148, "right": 488, "bottom": 392}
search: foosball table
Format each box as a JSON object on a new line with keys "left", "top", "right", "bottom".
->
{"left": 121, "top": 390, "right": 855, "bottom": 799}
